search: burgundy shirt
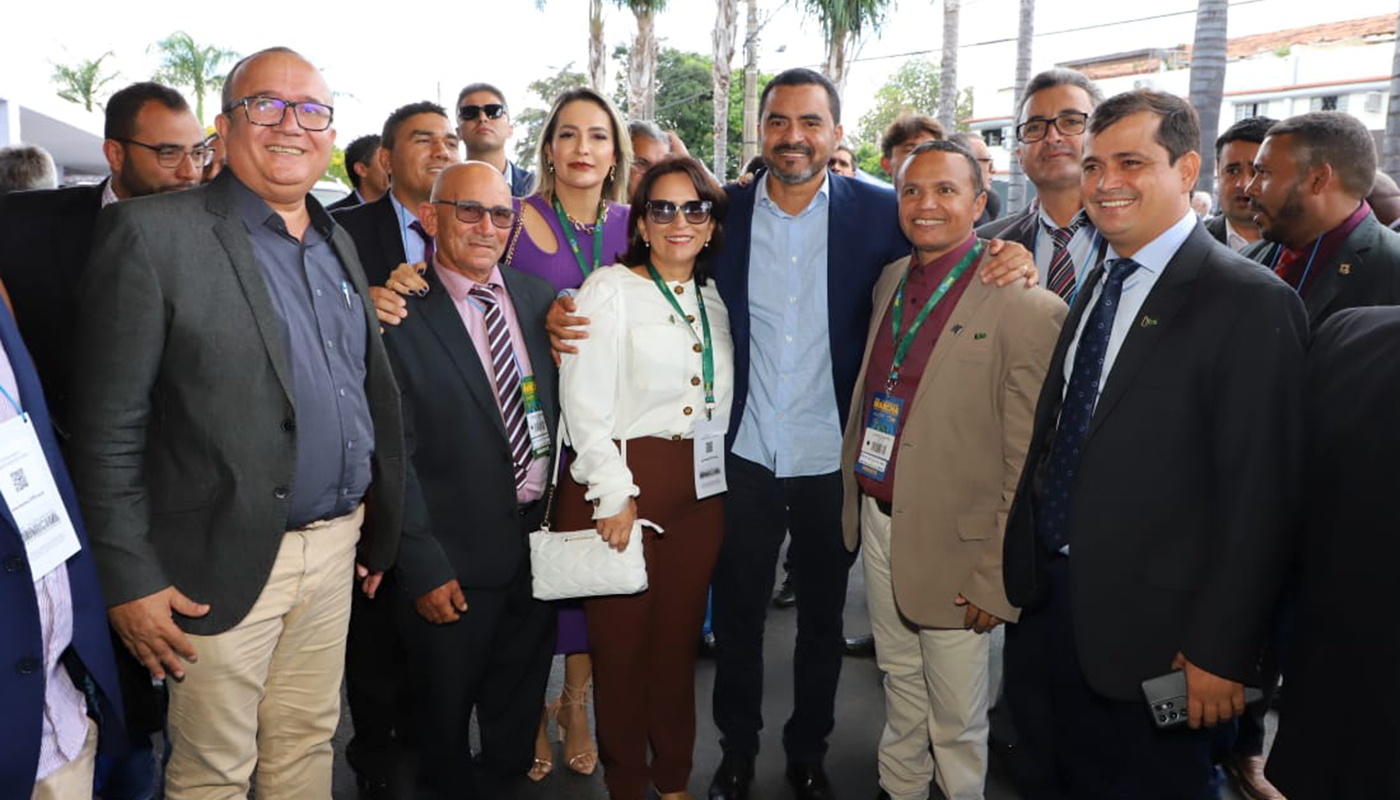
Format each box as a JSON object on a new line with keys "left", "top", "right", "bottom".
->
{"left": 1275, "top": 200, "right": 1370, "bottom": 296}
{"left": 856, "top": 234, "right": 979, "bottom": 502}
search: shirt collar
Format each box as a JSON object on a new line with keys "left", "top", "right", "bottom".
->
{"left": 228, "top": 171, "right": 336, "bottom": 240}
{"left": 1224, "top": 218, "right": 1252, "bottom": 252}
{"left": 100, "top": 178, "right": 120, "bottom": 208}
{"left": 1037, "top": 205, "right": 1089, "bottom": 235}
{"left": 1104, "top": 208, "right": 1197, "bottom": 275}
{"left": 389, "top": 190, "right": 422, "bottom": 233}
{"left": 434, "top": 257, "right": 505, "bottom": 304}
{"left": 756, "top": 169, "right": 830, "bottom": 218}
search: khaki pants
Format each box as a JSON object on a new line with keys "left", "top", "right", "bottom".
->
{"left": 30, "top": 718, "right": 97, "bottom": 800}
{"left": 862, "top": 496, "right": 990, "bottom": 800}
{"left": 164, "top": 507, "right": 362, "bottom": 800}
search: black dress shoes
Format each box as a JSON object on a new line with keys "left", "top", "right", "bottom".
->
{"left": 844, "top": 633, "right": 876, "bottom": 657}
{"left": 772, "top": 574, "right": 797, "bottom": 608}
{"left": 786, "top": 763, "right": 836, "bottom": 800}
{"left": 708, "top": 753, "right": 755, "bottom": 800}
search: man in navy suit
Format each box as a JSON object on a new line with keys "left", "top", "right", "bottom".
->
{"left": 0, "top": 288, "right": 124, "bottom": 798}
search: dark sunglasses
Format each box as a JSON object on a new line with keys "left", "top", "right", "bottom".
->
{"left": 433, "top": 200, "right": 516, "bottom": 229}
{"left": 645, "top": 199, "right": 713, "bottom": 225}
{"left": 458, "top": 104, "right": 506, "bottom": 121}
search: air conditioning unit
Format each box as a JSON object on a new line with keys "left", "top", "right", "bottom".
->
{"left": 1364, "top": 92, "right": 1383, "bottom": 113}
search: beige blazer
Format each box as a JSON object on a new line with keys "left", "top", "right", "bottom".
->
{"left": 840, "top": 252, "right": 1066, "bottom": 628}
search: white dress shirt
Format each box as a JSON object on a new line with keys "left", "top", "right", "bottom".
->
{"left": 560, "top": 264, "right": 735, "bottom": 518}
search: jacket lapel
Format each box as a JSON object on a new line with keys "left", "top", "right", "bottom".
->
{"left": 1304, "top": 213, "right": 1378, "bottom": 324}
{"left": 417, "top": 269, "right": 512, "bottom": 447}
{"left": 374, "top": 195, "right": 408, "bottom": 266}
{"left": 909, "top": 255, "right": 995, "bottom": 411}
{"left": 502, "top": 268, "right": 558, "bottom": 442}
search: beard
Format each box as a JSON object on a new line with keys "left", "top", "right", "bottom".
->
{"left": 765, "top": 145, "right": 823, "bottom": 185}
{"left": 1252, "top": 183, "right": 1306, "bottom": 246}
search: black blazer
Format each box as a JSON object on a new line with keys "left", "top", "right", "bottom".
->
{"left": 384, "top": 264, "right": 558, "bottom": 599}
{"left": 1266, "top": 306, "right": 1400, "bottom": 800}
{"left": 712, "top": 173, "right": 908, "bottom": 438}
{"left": 1203, "top": 213, "right": 1228, "bottom": 245}
{"left": 1003, "top": 223, "right": 1309, "bottom": 700}
{"left": 334, "top": 194, "right": 408, "bottom": 286}
{"left": 0, "top": 181, "right": 105, "bottom": 432}
{"left": 977, "top": 206, "right": 1037, "bottom": 251}
{"left": 1241, "top": 211, "right": 1400, "bottom": 327}
{"left": 326, "top": 191, "right": 361, "bottom": 212}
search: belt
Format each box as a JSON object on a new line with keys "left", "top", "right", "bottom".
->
{"left": 874, "top": 497, "right": 892, "bottom": 516}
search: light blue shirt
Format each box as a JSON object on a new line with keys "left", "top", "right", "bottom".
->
{"left": 732, "top": 173, "right": 843, "bottom": 477}
{"left": 1033, "top": 206, "right": 1101, "bottom": 300}
{"left": 1063, "top": 209, "right": 1196, "bottom": 410}
{"left": 390, "top": 191, "right": 426, "bottom": 265}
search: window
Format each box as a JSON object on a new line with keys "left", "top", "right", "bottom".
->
{"left": 984, "top": 128, "right": 1004, "bottom": 147}
{"left": 1310, "top": 95, "right": 1344, "bottom": 112}
{"left": 1234, "top": 102, "right": 1261, "bottom": 121}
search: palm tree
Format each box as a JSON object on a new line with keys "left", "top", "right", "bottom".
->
{"left": 149, "top": 31, "right": 237, "bottom": 125}
{"left": 803, "top": 0, "right": 893, "bottom": 95}
{"left": 712, "top": 0, "right": 740, "bottom": 178}
{"left": 741, "top": 0, "right": 762, "bottom": 165}
{"left": 1382, "top": 0, "right": 1400, "bottom": 176}
{"left": 1188, "top": 0, "right": 1228, "bottom": 196}
{"left": 617, "top": 0, "right": 670, "bottom": 120}
{"left": 1007, "top": 0, "right": 1035, "bottom": 213}
{"left": 590, "top": 0, "right": 608, "bottom": 91}
{"left": 937, "top": 0, "right": 961, "bottom": 133}
{"left": 51, "top": 52, "right": 118, "bottom": 113}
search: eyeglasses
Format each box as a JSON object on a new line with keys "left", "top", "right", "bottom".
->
{"left": 225, "top": 96, "right": 334, "bottom": 131}
{"left": 433, "top": 200, "right": 516, "bottom": 229}
{"left": 1016, "top": 111, "right": 1089, "bottom": 143}
{"left": 645, "top": 200, "right": 712, "bottom": 225}
{"left": 458, "top": 104, "right": 506, "bottom": 121}
{"left": 119, "top": 139, "right": 214, "bottom": 168}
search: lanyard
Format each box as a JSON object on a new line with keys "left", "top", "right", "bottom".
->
{"left": 1269, "top": 236, "right": 1324, "bottom": 295}
{"left": 887, "top": 240, "right": 982, "bottom": 390}
{"left": 552, "top": 195, "right": 606, "bottom": 279}
{"left": 646, "top": 263, "right": 716, "bottom": 419}
{"left": 0, "top": 381, "right": 23, "bottom": 421}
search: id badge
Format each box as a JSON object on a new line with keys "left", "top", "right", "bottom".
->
{"left": 521, "top": 376, "right": 551, "bottom": 459}
{"left": 693, "top": 416, "right": 728, "bottom": 499}
{"left": 854, "top": 392, "right": 903, "bottom": 482}
{"left": 0, "top": 414, "right": 81, "bottom": 579}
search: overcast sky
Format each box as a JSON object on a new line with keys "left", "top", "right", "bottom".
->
{"left": 6, "top": 0, "right": 1393, "bottom": 149}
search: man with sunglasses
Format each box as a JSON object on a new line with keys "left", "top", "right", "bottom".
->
{"left": 382, "top": 161, "right": 558, "bottom": 799}
{"left": 69, "top": 47, "right": 407, "bottom": 800}
{"left": 979, "top": 69, "right": 1105, "bottom": 303}
{"left": 456, "top": 83, "right": 535, "bottom": 197}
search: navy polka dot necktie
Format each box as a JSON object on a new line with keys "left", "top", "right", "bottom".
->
{"left": 1036, "top": 257, "right": 1141, "bottom": 553}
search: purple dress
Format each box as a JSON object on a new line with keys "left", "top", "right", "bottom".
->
{"left": 509, "top": 194, "right": 631, "bottom": 655}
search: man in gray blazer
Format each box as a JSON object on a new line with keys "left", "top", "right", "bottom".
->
{"left": 68, "top": 46, "right": 405, "bottom": 800}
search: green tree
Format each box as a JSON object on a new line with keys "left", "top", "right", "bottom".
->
{"left": 855, "top": 59, "right": 973, "bottom": 178}
{"left": 149, "top": 31, "right": 237, "bottom": 125}
{"left": 51, "top": 51, "right": 119, "bottom": 112}
{"left": 513, "top": 65, "right": 590, "bottom": 170}
{"left": 324, "top": 144, "right": 348, "bottom": 187}
{"left": 802, "top": 0, "right": 893, "bottom": 93}
{"left": 615, "top": 0, "right": 670, "bottom": 119}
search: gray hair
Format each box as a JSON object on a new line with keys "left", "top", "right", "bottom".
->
{"left": 1017, "top": 68, "right": 1104, "bottom": 128}
{"left": 0, "top": 145, "right": 58, "bottom": 195}
{"left": 628, "top": 119, "right": 669, "bottom": 146}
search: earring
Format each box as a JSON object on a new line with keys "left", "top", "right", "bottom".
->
{"left": 643, "top": 238, "right": 650, "bottom": 247}
{"left": 548, "top": 161, "right": 555, "bottom": 174}
{"left": 704, "top": 239, "right": 711, "bottom": 248}
{"left": 608, "top": 165, "right": 616, "bottom": 182}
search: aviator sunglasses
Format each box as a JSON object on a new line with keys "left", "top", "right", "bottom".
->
{"left": 645, "top": 199, "right": 713, "bottom": 225}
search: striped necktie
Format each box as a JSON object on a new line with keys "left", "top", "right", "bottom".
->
{"left": 1044, "top": 216, "right": 1084, "bottom": 300}
{"left": 469, "top": 284, "right": 531, "bottom": 492}
{"left": 409, "top": 219, "right": 435, "bottom": 266}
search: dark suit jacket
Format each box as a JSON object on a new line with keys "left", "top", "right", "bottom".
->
{"left": 326, "top": 191, "right": 361, "bottom": 212}
{"left": 508, "top": 161, "right": 537, "bottom": 198}
{"left": 0, "top": 182, "right": 105, "bottom": 433}
{"left": 1266, "top": 306, "right": 1400, "bottom": 800}
{"left": 1003, "top": 223, "right": 1308, "bottom": 700}
{"left": 0, "top": 296, "right": 124, "bottom": 795}
{"left": 977, "top": 206, "right": 1037, "bottom": 251}
{"left": 1203, "top": 213, "right": 1228, "bottom": 245}
{"left": 334, "top": 194, "right": 407, "bottom": 287}
{"left": 383, "top": 265, "right": 558, "bottom": 599}
{"left": 713, "top": 173, "right": 908, "bottom": 438}
{"left": 1240, "top": 211, "right": 1400, "bottom": 327}
{"left": 68, "top": 172, "right": 406, "bottom": 635}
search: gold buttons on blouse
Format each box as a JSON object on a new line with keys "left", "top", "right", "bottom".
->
{"left": 693, "top": 343, "right": 703, "bottom": 353}
{"left": 671, "top": 434, "right": 682, "bottom": 441}
{"left": 687, "top": 314, "right": 695, "bottom": 323}
{"left": 673, "top": 285, "right": 684, "bottom": 295}
{"left": 683, "top": 406, "right": 694, "bottom": 416}
{"left": 691, "top": 376, "right": 701, "bottom": 386}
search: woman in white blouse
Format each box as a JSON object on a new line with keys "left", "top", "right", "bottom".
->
{"left": 557, "top": 155, "right": 733, "bottom": 800}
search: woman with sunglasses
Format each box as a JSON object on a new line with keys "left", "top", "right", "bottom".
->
{"left": 556, "top": 155, "right": 732, "bottom": 800}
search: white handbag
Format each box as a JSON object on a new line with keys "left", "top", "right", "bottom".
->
{"left": 528, "top": 419, "right": 657, "bottom": 601}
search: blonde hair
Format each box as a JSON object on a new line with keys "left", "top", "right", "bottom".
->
{"left": 533, "top": 87, "right": 632, "bottom": 204}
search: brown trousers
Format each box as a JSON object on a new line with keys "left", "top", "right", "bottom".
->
{"left": 557, "top": 436, "right": 723, "bottom": 800}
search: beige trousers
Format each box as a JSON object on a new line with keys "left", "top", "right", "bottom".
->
{"left": 30, "top": 718, "right": 97, "bottom": 800}
{"left": 164, "top": 507, "right": 362, "bottom": 800}
{"left": 862, "top": 496, "right": 990, "bottom": 800}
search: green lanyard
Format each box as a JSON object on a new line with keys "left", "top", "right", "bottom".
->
{"left": 552, "top": 195, "right": 606, "bottom": 279}
{"left": 646, "top": 262, "right": 716, "bottom": 419}
{"left": 887, "top": 240, "right": 983, "bottom": 390}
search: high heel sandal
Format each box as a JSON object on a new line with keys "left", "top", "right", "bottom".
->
{"left": 553, "top": 681, "right": 598, "bottom": 776}
{"left": 528, "top": 707, "right": 553, "bottom": 782}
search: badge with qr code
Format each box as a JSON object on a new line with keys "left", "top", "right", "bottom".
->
{"left": 0, "top": 414, "right": 81, "bottom": 579}
{"left": 693, "top": 416, "right": 728, "bottom": 500}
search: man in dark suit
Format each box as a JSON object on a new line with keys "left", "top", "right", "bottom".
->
{"left": 455, "top": 82, "right": 536, "bottom": 197}
{"left": 68, "top": 47, "right": 406, "bottom": 800}
{"left": 335, "top": 102, "right": 461, "bottom": 288}
{"left": 1001, "top": 90, "right": 1307, "bottom": 800}
{"left": 1244, "top": 111, "right": 1400, "bottom": 327}
{"left": 384, "top": 161, "right": 558, "bottom": 800}
{"left": 1265, "top": 305, "right": 1400, "bottom": 799}
{"left": 328, "top": 133, "right": 390, "bottom": 212}
{"left": 0, "top": 81, "right": 206, "bottom": 434}
{"left": 0, "top": 287, "right": 125, "bottom": 799}
{"left": 1202, "top": 116, "right": 1273, "bottom": 252}
{"left": 979, "top": 69, "right": 1104, "bottom": 305}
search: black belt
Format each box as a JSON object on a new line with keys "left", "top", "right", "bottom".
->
{"left": 875, "top": 497, "right": 893, "bottom": 516}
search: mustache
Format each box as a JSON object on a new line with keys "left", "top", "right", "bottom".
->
{"left": 774, "top": 144, "right": 814, "bottom": 157}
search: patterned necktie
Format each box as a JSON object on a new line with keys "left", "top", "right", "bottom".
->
{"left": 469, "top": 284, "right": 532, "bottom": 492}
{"left": 409, "top": 219, "right": 435, "bottom": 266}
{"left": 1036, "top": 257, "right": 1141, "bottom": 553}
{"left": 1043, "top": 216, "right": 1083, "bottom": 300}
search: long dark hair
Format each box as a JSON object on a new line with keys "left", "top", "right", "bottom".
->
{"left": 620, "top": 156, "right": 728, "bottom": 286}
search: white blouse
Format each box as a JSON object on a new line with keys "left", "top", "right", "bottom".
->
{"left": 560, "top": 263, "right": 735, "bottom": 518}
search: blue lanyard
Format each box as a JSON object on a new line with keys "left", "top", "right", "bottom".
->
{"left": 0, "top": 381, "right": 25, "bottom": 421}
{"left": 1270, "top": 236, "right": 1324, "bottom": 295}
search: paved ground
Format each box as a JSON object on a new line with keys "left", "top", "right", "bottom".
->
{"left": 329, "top": 549, "right": 1269, "bottom": 799}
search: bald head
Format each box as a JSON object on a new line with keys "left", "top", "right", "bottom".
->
{"left": 1368, "top": 171, "right": 1400, "bottom": 226}
{"left": 422, "top": 161, "right": 515, "bottom": 281}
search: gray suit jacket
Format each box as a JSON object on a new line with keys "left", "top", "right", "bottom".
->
{"left": 69, "top": 172, "right": 406, "bottom": 635}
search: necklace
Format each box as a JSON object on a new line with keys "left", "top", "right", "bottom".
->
{"left": 560, "top": 200, "right": 608, "bottom": 232}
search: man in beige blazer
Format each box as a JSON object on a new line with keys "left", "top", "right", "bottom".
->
{"left": 840, "top": 140, "right": 1065, "bottom": 800}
